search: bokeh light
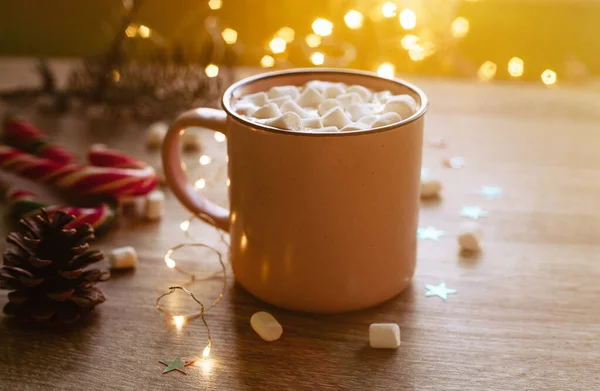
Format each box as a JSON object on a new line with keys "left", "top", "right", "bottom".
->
{"left": 508, "top": 57, "right": 524, "bottom": 77}
{"left": 269, "top": 37, "right": 287, "bottom": 53}
{"left": 311, "top": 52, "right": 325, "bottom": 65}
{"left": 344, "top": 10, "right": 364, "bottom": 29}
{"left": 305, "top": 34, "right": 322, "bottom": 48}
{"left": 204, "top": 63, "right": 219, "bottom": 77}
{"left": 208, "top": 0, "right": 222, "bottom": 10}
{"left": 401, "top": 34, "right": 420, "bottom": 50}
{"left": 138, "top": 25, "right": 151, "bottom": 38}
{"left": 477, "top": 61, "right": 497, "bottom": 81}
{"left": 221, "top": 28, "right": 237, "bottom": 44}
{"left": 399, "top": 9, "right": 416, "bottom": 30}
{"left": 541, "top": 69, "right": 557, "bottom": 85}
{"left": 173, "top": 316, "right": 185, "bottom": 330}
{"left": 451, "top": 17, "right": 469, "bottom": 38}
{"left": 260, "top": 55, "right": 275, "bottom": 68}
{"left": 125, "top": 25, "right": 137, "bottom": 38}
{"left": 377, "top": 63, "right": 395, "bottom": 79}
{"left": 381, "top": 2, "right": 397, "bottom": 18}
{"left": 276, "top": 27, "right": 295, "bottom": 43}
{"left": 312, "top": 18, "right": 333, "bottom": 36}
{"left": 195, "top": 178, "right": 206, "bottom": 189}
{"left": 214, "top": 132, "right": 226, "bottom": 142}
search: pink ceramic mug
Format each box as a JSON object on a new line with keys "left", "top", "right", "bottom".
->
{"left": 162, "top": 68, "right": 428, "bottom": 313}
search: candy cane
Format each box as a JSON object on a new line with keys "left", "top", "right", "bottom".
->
{"left": 0, "top": 145, "right": 157, "bottom": 198}
{"left": 2, "top": 115, "right": 78, "bottom": 164}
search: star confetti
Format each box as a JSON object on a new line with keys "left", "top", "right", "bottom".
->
{"left": 159, "top": 356, "right": 195, "bottom": 375}
{"left": 417, "top": 226, "right": 445, "bottom": 241}
{"left": 460, "top": 205, "right": 488, "bottom": 220}
{"left": 425, "top": 282, "right": 457, "bottom": 300}
{"left": 443, "top": 156, "right": 465, "bottom": 169}
{"left": 480, "top": 186, "right": 503, "bottom": 199}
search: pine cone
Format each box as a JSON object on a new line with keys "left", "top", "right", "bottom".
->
{"left": 0, "top": 209, "right": 110, "bottom": 325}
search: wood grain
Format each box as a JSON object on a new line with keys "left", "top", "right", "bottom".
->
{"left": 1, "top": 62, "right": 600, "bottom": 390}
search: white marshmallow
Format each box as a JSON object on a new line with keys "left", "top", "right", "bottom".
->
{"left": 301, "top": 117, "right": 323, "bottom": 129}
{"left": 182, "top": 129, "right": 203, "bottom": 150}
{"left": 262, "top": 112, "right": 303, "bottom": 131}
{"left": 146, "top": 122, "right": 167, "bottom": 148}
{"left": 358, "top": 115, "right": 378, "bottom": 126}
{"left": 321, "top": 107, "right": 352, "bottom": 128}
{"left": 108, "top": 246, "right": 138, "bottom": 269}
{"left": 252, "top": 103, "right": 281, "bottom": 119}
{"left": 295, "top": 87, "right": 324, "bottom": 107}
{"left": 145, "top": 189, "right": 164, "bottom": 220}
{"left": 374, "top": 90, "right": 392, "bottom": 104}
{"left": 458, "top": 222, "right": 483, "bottom": 252}
{"left": 268, "top": 95, "right": 292, "bottom": 107}
{"left": 242, "top": 92, "right": 269, "bottom": 106}
{"left": 347, "top": 103, "right": 373, "bottom": 121}
{"left": 371, "top": 112, "right": 402, "bottom": 128}
{"left": 232, "top": 100, "right": 257, "bottom": 116}
{"left": 118, "top": 195, "right": 146, "bottom": 217}
{"left": 383, "top": 94, "right": 418, "bottom": 118}
{"left": 340, "top": 122, "right": 369, "bottom": 132}
{"left": 280, "top": 100, "right": 309, "bottom": 118}
{"left": 310, "top": 126, "right": 339, "bottom": 133}
{"left": 306, "top": 80, "right": 344, "bottom": 92}
{"left": 369, "top": 323, "right": 400, "bottom": 349}
{"left": 318, "top": 98, "right": 341, "bottom": 116}
{"left": 346, "top": 85, "right": 372, "bottom": 101}
{"left": 250, "top": 311, "right": 283, "bottom": 342}
{"left": 267, "top": 85, "right": 299, "bottom": 99}
{"left": 420, "top": 179, "right": 442, "bottom": 198}
{"left": 323, "top": 85, "right": 345, "bottom": 99}
{"left": 336, "top": 92, "right": 363, "bottom": 108}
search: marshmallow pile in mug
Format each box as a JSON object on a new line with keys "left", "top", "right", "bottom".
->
{"left": 233, "top": 80, "right": 419, "bottom": 132}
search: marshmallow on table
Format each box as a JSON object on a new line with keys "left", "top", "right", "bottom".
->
{"left": 384, "top": 94, "right": 418, "bottom": 118}
{"left": 321, "top": 107, "right": 352, "bottom": 129}
{"left": 341, "top": 122, "right": 369, "bottom": 131}
{"left": 318, "top": 99, "right": 341, "bottom": 116}
{"left": 146, "top": 121, "right": 168, "bottom": 148}
{"left": 242, "top": 91, "right": 269, "bottom": 106}
{"left": 252, "top": 103, "right": 281, "bottom": 119}
{"left": 371, "top": 112, "right": 402, "bottom": 128}
{"left": 336, "top": 92, "right": 363, "bottom": 108}
{"left": 182, "top": 128, "right": 203, "bottom": 150}
{"left": 250, "top": 311, "right": 283, "bottom": 342}
{"left": 324, "top": 85, "right": 345, "bottom": 99}
{"left": 296, "top": 87, "right": 324, "bottom": 107}
{"left": 268, "top": 95, "right": 292, "bottom": 107}
{"left": 108, "top": 246, "right": 138, "bottom": 269}
{"left": 262, "top": 111, "right": 303, "bottom": 131}
{"left": 280, "top": 100, "right": 309, "bottom": 118}
{"left": 118, "top": 196, "right": 146, "bottom": 217}
{"left": 346, "top": 85, "right": 372, "bottom": 101}
{"left": 145, "top": 189, "right": 164, "bottom": 220}
{"left": 420, "top": 171, "right": 442, "bottom": 198}
{"left": 347, "top": 103, "right": 373, "bottom": 121}
{"left": 301, "top": 117, "right": 323, "bottom": 129}
{"left": 267, "top": 85, "right": 299, "bottom": 99}
{"left": 458, "top": 221, "right": 483, "bottom": 252}
{"left": 369, "top": 323, "right": 400, "bottom": 349}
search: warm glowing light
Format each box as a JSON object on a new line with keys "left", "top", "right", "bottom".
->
{"left": 208, "top": 0, "right": 222, "bottom": 10}
{"left": 138, "top": 25, "right": 151, "bottom": 38}
{"left": 409, "top": 47, "right": 425, "bottom": 61}
{"left": 344, "top": 10, "right": 363, "bottom": 29}
{"left": 260, "top": 55, "right": 275, "bottom": 68}
{"left": 399, "top": 9, "right": 416, "bottom": 29}
{"left": 205, "top": 64, "right": 219, "bottom": 78}
{"left": 112, "top": 70, "right": 120, "bottom": 82}
{"left": 305, "top": 34, "right": 322, "bottom": 48}
{"left": 477, "top": 61, "right": 497, "bottom": 81}
{"left": 195, "top": 178, "right": 206, "bottom": 189}
{"left": 199, "top": 155, "right": 212, "bottom": 165}
{"left": 214, "top": 132, "right": 226, "bottom": 142}
{"left": 508, "top": 57, "right": 524, "bottom": 77}
{"left": 381, "top": 2, "right": 397, "bottom": 18}
{"left": 276, "top": 27, "right": 295, "bottom": 43}
{"left": 401, "top": 34, "right": 420, "bottom": 50}
{"left": 311, "top": 52, "right": 325, "bottom": 65}
{"left": 312, "top": 18, "right": 333, "bottom": 36}
{"left": 226, "top": 178, "right": 231, "bottom": 187}
{"left": 173, "top": 316, "right": 185, "bottom": 329}
{"left": 541, "top": 69, "right": 557, "bottom": 85}
{"left": 125, "top": 25, "right": 137, "bottom": 38}
{"left": 180, "top": 220, "right": 190, "bottom": 231}
{"left": 269, "top": 37, "right": 286, "bottom": 54}
{"left": 164, "top": 251, "right": 176, "bottom": 268}
{"left": 377, "top": 63, "right": 395, "bottom": 79}
{"left": 221, "top": 28, "right": 237, "bottom": 44}
{"left": 203, "top": 344, "right": 211, "bottom": 358}
{"left": 240, "top": 233, "right": 248, "bottom": 249}
{"left": 451, "top": 17, "right": 469, "bottom": 38}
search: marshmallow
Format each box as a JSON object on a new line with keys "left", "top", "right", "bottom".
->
{"left": 295, "top": 87, "right": 324, "bottom": 107}
{"left": 383, "top": 94, "right": 418, "bottom": 118}
{"left": 250, "top": 311, "right": 283, "bottom": 342}
{"left": 341, "top": 122, "right": 369, "bottom": 132}
{"left": 242, "top": 92, "right": 269, "bottom": 106}
{"left": 118, "top": 196, "right": 146, "bottom": 217}
{"left": 252, "top": 103, "right": 281, "bottom": 119}
{"left": 262, "top": 111, "right": 303, "bottom": 131}
{"left": 321, "top": 107, "right": 352, "bottom": 128}
{"left": 318, "top": 99, "right": 341, "bottom": 116}
{"left": 268, "top": 95, "right": 292, "bottom": 107}
{"left": 347, "top": 103, "right": 373, "bottom": 121}
{"left": 323, "top": 85, "right": 345, "bottom": 99}
{"left": 374, "top": 90, "right": 392, "bottom": 104}
{"left": 280, "top": 100, "right": 309, "bottom": 118}
{"left": 358, "top": 115, "right": 378, "bottom": 126}
{"left": 369, "top": 323, "right": 400, "bottom": 349}
{"left": 306, "top": 80, "right": 344, "bottom": 92}
{"left": 310, "top": 126, "right": 339, "bottom": 133}
{"left": 182, "top": 129, "right": 203, "bottom": 150}
{"left": 108, "top": 246, "right": 138, "bottom": 269}
{"left": 233, "top": 100, "right": 257, "bottom": 116}
{"left": 146, "top": 122, "right": 167, "bottom": 148}
{"left": 420, "top": 179, "right": 442, "bottom": 198}
{"left": 336, "top": 92, "right": 363, "bottom": 108}
{"left": 145, "top": 189, "right": 164, "bottom": 220}
{"left": 267, "top": 85, "right": 299, "bottom": 99}
{"left": 301, "top": 117, "right": 323, "bottom": 129}
{"left": 458, "top": 222, "right": 483, "bottom": 252}
{"left": 346, "top": 85, "right": 372, "bottom": 101}
{"left": 371, "top": 112, "right": 402, "bottom": 128}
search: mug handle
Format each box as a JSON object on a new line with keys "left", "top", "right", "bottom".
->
{"left": 162, "top": 108, "right": 230, "bottom": 231}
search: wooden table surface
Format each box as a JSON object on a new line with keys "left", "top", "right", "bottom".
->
{"left": 1, "top": 64, "right": 600, "bottom": 390}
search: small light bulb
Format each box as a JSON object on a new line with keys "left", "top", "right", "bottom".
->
{"left": 377, "top": 63, "right": 395, "bottom": 79}
{"left": 203, "top": 344, "right": 211, "bottom": 358}
{"left": 195, "top": 178, "right": 206, "bottom": 189}
{"left": 312, "top": 18, "right": 333, "bottom": 37}
{"left": 269, "top": 37, "right": 287, "bottom": 54}
{"left": 381, "top": 2, "right": 397, "bottom": 18}
{"left": 138, "top": 25, "right": 151, "bottom": 38}
{"left": 508, "top": 57, "right": 524, "bottom": 77}
{"left": 344, "top": 10, "right": 363, "bottom": 29}
{"left": 199, "top": 155, "right": 212, "bottom": 165}
{"left": 180, "top": 220, "right": 190, "bottom": 231}
{"left": 173, "top": 316, "right": 185, "bottom": 329}
{"left": 205, "top": 64, "right": 219, "bottom": 78}
{"left": 311, "top": 52, "right": 325, "bottom": 65}
{"left": 477, "top": 61, "right": 497, "bottom": 81}
{"left": 125, "top": 25, "right": 137, "bottom": 38}
{"left": 165, "top": 255, "right": 176, "bottom": 269}
{"left": 208, "top": 0, "right": 222, "bottom": 10}
{"left": 541, "top": 69, "right": 557, "bottom": 85}
{"left": 305, "top": 34, "right": 322, "bottom": 48}
{"left": 399, "top": 9, "right": 416, "bottom": 30}
{"left": 221, "top": 28, "right": 238, "bottom": 44}
{"left": 214, "top": 132, "right": 226, "bottom": 142}
{"left": 260, "top": 55, "right": 275, "bottom": 68}
{"left": 226, "top": 178, "right": 231, "bottom": 187}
